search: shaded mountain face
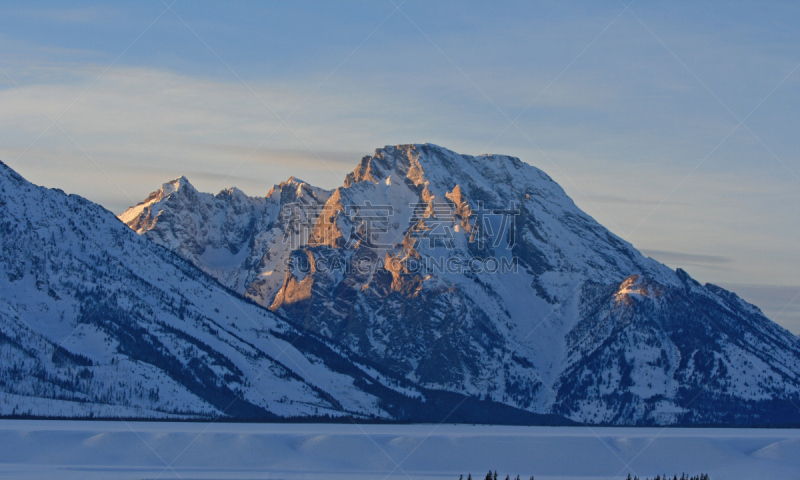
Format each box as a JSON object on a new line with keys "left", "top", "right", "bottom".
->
{"left": 122, "top": 144, "right": 800, "bottom": 426}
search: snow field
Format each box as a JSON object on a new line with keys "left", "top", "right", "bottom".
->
{"left": 0, "top": 421, "right": 797, "bottom": 480}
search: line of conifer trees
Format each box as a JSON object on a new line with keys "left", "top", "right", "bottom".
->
{"left": 625, "top": 475, "right": 709, "bottom": 480}
{"left": 458, "top": 471, "right": 709, "bottom": 480}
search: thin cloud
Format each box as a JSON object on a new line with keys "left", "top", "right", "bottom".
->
{"left": 588, "top": 194, "right": 691, "bottom": 207}
{"left": 641, "top": 249, "right": 732, "bottom": 267}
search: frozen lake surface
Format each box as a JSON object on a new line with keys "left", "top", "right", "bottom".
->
{"left": 0, "top": 420, "right": 798, "bottom": 479}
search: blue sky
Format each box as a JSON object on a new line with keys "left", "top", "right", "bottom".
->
{"left": 1, "top": 1, "right": 799, "bottom": 331}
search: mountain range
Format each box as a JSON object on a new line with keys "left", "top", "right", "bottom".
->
{"left": 0, "top": 156, "right": 563, "bottom": 424}
{"left": 2, "top": 144, "right": 798, "bottom": 426}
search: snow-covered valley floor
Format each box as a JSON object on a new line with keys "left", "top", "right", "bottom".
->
{"left": 0, "top": 420, "right": 797, "bottom": 480}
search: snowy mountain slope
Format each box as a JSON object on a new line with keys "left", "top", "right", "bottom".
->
{"left": 122, "top": 144, "right": 800, "bottom": 426}
{"left": 2, "top": 159, "right": 575, "bottom": 423}
{"left": 555, "top": 272, "right": 800, "bottom": 425}
{"left": 0, "top": 160, "right": 405, "bottom": 419}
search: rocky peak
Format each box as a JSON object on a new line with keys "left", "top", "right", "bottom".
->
{"left": 163, "top": 175, "right": 194, "bottom": 194}
{"left": 268, "top": 176, "right": 331, "bottom": 205}
{"left": 118, "top": 175, "right": 198, "bottom": 226}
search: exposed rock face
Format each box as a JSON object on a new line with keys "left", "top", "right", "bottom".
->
{"left": 120, "top": 175, "right": 331, "bottom": 305}
{"left": 121, "top": 144, "right": 800, "bottom": 426}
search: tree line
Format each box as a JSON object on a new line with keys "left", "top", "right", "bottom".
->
{"left": 458, "top": 471, "right": 709, "bottom": 480}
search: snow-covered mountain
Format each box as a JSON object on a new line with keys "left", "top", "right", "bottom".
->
{"left": 0, "top": 158, "right": 568, "bottom": 424}
{"left": 122, "top": 144, "right": 800, "bottom": 426}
